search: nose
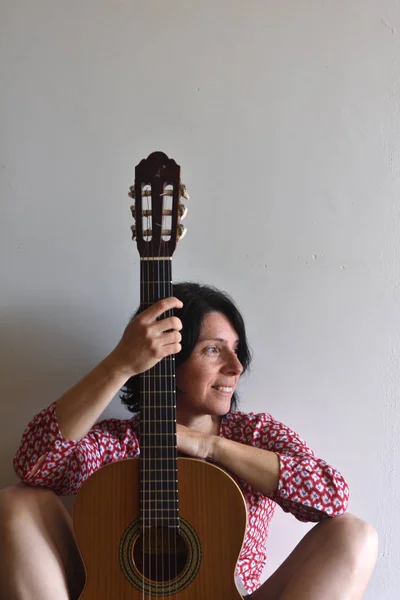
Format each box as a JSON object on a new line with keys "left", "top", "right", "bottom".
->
{"left": 223, "top": 350, "right": 243, "bottom": 376}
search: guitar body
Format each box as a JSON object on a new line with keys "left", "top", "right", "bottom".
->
{"left": 73, "top": 457, "right": 247, "bottom": 599}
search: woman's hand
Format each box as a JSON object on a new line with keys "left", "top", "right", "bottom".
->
{"left": 176, "top": 424, "right": 215, "bottom": 460}
{"left": 110, "top": 297, "right": 183, "bottom": 378}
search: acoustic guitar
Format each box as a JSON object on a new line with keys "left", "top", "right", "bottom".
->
{"left": 73, "top": 151, "right": 248, "bottom": 599}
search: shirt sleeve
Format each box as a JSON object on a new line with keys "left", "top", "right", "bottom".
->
{"left": 254, "top": 413, "right": 349, "bottom": 522}
{"left": 13, "top": 401, "right": 140, "bottom": 496}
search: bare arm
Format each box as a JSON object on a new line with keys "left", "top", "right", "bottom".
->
{"left": 210, "top": 436, "right": 280, "bottom": 496}
{"left": 175, "top": 424, "right": 280, "bottom": 496}
{"left": 56, "top": 297, "right": 183, "bottom": 441}
{"left": 55, "top": 352, "right": 131, "bottom": 441}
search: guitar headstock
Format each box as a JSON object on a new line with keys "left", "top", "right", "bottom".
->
{"left": 128, "top": 151, "right": 189, "bottom": 258}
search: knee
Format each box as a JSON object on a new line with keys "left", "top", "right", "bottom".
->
{"left": 0, "top": 483, "right": 58, "bottom": 527}
{"left": 329, "top": 513, "right": 379, "bottom": 567}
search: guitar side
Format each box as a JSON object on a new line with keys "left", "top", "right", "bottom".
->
{"left": 73, "top": 457, "right": 248, "bottom": 599}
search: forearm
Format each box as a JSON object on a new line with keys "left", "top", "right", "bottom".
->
{"left": 55, "top": 350, "right": 131, "bottom": 441}
{"left": 209, "top": 436, "right": 280, "bottom": 497}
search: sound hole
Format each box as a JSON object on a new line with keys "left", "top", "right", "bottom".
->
{"left": 133, "top": 526, "right": 188, "bottom": 583}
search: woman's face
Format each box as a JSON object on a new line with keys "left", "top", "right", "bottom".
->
{"left": 176, "top": 311, "right": 243, "bottom": 416}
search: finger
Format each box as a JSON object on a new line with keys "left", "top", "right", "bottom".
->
{"left": 160, "top": 330, "right": 182, "bottom": 347}
{"left": 153, "top": 316, "right": 183, "bottom": 335}
{"left": 162, "top": 341, "right": 182, "bottom": 356}
{"left": 140, "top": 297, "right": 183, "bottom": 323}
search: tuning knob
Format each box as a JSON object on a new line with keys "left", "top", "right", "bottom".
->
{"left": 178, "top": 203, "right": 187, "bottom": 220}
{"left": 128, "top": 185, "right": 135, "bottom": 199}
{"left": 180, "top": 184, "right": 190, "bottom": 200}
{"left": 131, "top": 225, "right": 136, "bottom": 240}
{"left": 130, "top": 204, "right": 136, "bottom": 218}
{"left": 177, "top": 224, "right": 187, "bottom": 240}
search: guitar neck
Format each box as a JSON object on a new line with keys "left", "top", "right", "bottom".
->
{"left": 139, "top": 256, "right": 179, "bottom": 528}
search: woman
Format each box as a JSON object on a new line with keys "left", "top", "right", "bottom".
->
{"left": 1, "top": 283, "right": 377, "bottom": 599}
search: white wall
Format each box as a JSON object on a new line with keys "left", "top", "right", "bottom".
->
{"left": 1, "top": 1, "right": 399, "bottom": 598}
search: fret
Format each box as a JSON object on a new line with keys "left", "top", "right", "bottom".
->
{"left": 146, "top": 369, "right": 175, "bottom": 373}
{"left": 141, "top": 518, "right": 180, "bottom": 527}
{"left": 140, "top": 280, "right": 172, "bottom": 284}
{"left": 141, "top": 419, "right": 176, "bottom": 423}
{"left": 140, "top": 477, "right": 178, "bottom": 496}
{"left": 140, "top": 388, "right": 176, "bottom": 393}
{"left": 141, "top": 408, "right": 176, "bottom": 420}
{"left": 141, "top": 508, "right": 179, "bottom": 514}
{"left": 142, "top": 452, "right": 177, "bottom": 460}
{"left": 140, "top": 432, "right": 176, "bottom": 437}
{"left": 140, "top": 462, "right": 178, "bottom": 471}
{"left": 141, "top": 471, "right": 178, "bottom": 479}
{"left": 141, "top": 257, "right": 172, "bottom": 261}
{"left": 141, "top": 411, "right": 176, "bottom": 421}
{"left": 140, "top": 291, "right": 174, "bottom": 303}
{"left": 140, "top": 439, "right": 176, "bottom": 444}
{"left": 141, "top": 479, "right": 178, "bottom": 483}
{"left": 142, "top": 468, "right": 178, "bottom": 472}
{"left": 141, "top": 375, "right": 175, "bottom": 379}
{"left": 141, "top": 518, "right": 179, "bottom": 525}
{"left": 141, "top": 482, "right": 178, "bottom": 487}
{"left": 145, "top": 444, "right": 174, "bottom": 450}
{"left": 140, "top": 261, "right": 172, "bottom": 283}
{"left": 140, "top": 431, "right": 176, "bottom": 438}
{"left": 142, "top": 524, "right": 179, "bottom": 529}
{"left": 140, "top": 390, "right": 175, "bottom": 394}
{"left": 141, "top": 499, "right": 178, "bottom": 504}
{"left": 141, "top": 404, "right": 176, "bottom": 407}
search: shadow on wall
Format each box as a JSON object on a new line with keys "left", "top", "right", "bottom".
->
{"left": 0, "top": 304, "right": 101, "bottom": 492}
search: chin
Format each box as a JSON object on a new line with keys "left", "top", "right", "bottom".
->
{"left": 209, "top": 400, "right": 232, "bottom": 415}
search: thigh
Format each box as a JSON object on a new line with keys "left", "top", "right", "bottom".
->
{"left": 33, "top": 487, "right": 85, "bottom": 599}
{"left": 0, "top": 483, "right": 85, "bottom": 600}
{"left": 247, "top": 522, "right": 323, "bottom": 600}
{"left": 247, "top": 515, "right": 362, "bottom": 600}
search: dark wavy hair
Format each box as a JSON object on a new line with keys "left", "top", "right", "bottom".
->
{"left": 120, "top": 282, "right": 252, "bottom": 414}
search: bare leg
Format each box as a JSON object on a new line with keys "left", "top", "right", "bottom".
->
{"left": 0, "top": 483, "right": 85, "bottom": 600}
{"left": 249, "top": 513, "right": 378, "bottom": 600}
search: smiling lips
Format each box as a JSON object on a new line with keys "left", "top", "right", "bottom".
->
{"left": 212, "top": 386, "right": 234, "bottom": 393}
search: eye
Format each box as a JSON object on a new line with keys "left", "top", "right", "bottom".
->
{"left": 206, "top": 346, "right": 219, "bottom": 354}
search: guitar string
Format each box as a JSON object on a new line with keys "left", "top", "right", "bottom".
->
{"left": 146, "top": 185, "right": 158, "bottom": 598}
{"left": 163, "top": 186, "right": 172, "bottom": 597}
{"left": 145, "top": 185, "right": 153, "bottom": 600}
{"left": 140, "top": 185, "right": 144, "bottom": 600}
{"left": 140, "top": 184, "right": 143, "bottom": 600}
{"left": 161, "top": 184, "right": 176, "bottom": 597}
{"left": 173, "top": 185, "right": 178, "bottom": 599}
{"left": 158, "top": 239, "right": 162, "bottom": 588}
{"left": 157, "top": 183, "right": 165, "bottom": 597}
{"left": 143, "top": 184, "right": 148, "bottom": 600}
{"left": 168, "top": 185, "right": 178, "bottom": 599}
{"left": 157, "top": 187, "right": 163, "bottom": 595}
{"left": 161, "top": 183, "right": 177, "bottom": 598}
{"left": 159, "top": 198, "right": 168, "bottom": 593}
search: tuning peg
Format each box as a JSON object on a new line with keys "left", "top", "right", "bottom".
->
{"left": 131, "top": 225, "right": 136, "bottom": 240}
{"left": 177, "top": 224, "right": 187, "bottom": 240}
{"left": 130, "top": 204, "right": 136, "bottom": 218}
{"left": 180, "top": 184, "right": 190, "bottom": 200}
{"left": 128, "top": 185, "right": 135, "bottom": 199}
{"left": 178, "top": 203, "right": 187, "bottom": 220}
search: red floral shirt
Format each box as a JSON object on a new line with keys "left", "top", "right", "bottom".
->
{"left": 13, "top": 402, "right": 349, "bottom": 594}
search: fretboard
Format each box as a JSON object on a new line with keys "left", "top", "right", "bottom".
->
{"left": 139, "top": 258, "right": 179, "bottom": 528}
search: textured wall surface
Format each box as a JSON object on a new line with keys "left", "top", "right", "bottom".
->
{"left": 1, "top": 1, "right": 399, "bottom": 598}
